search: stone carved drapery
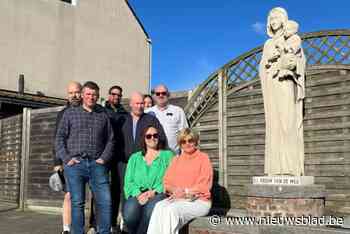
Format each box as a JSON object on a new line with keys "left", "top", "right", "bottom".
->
{"left": 259, "top": 7, "right": 306, "bottom": 176}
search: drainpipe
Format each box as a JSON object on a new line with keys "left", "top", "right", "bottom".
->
{"left": 146, "top": 38, "right": 152, "bottom": 93}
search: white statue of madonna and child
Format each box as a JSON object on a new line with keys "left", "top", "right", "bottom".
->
{"left": 259, "top": 7, "right": 306, "bottom": 176}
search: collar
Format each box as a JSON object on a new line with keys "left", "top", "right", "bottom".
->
{"left": 105, "top": 101, "right": 126, "bottom": 113}
{"left": 128, "top": 112, "right": 146, "bottom": 120}
{"left": 80, "top": 104, "right": 103, "bottom": 113}
{"left": 156, "top": 104, "right": 170, "bottom": 111}
{"left": 180, "top": 149, "right": 199, "bottom": 159}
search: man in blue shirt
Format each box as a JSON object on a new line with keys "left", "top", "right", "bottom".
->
{"left": 56, "top": 81, "right": 115, "bottom": 234}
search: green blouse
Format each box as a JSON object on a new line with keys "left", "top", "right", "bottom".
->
{"left": 124, "top": 150, "right": 174, "bottom": 199}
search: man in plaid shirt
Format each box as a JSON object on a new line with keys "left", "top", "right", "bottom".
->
{"left": 55, "top": 81, "right": 115, "bottom": 234}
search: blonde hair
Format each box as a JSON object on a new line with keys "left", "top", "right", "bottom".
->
{"left": 177, "top": 128, "right": 199, "bottom": 146}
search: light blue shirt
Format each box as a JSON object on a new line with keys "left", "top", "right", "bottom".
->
{"left": 132, "top": 118, "right": 138, "bottom": 141}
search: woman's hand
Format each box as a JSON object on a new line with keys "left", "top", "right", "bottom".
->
{"left": 137, "top": 192, "right": 149, "bottom": 205}
{"left": 145, "top": 190, "right": 156, "bottom": 199}
{"left": 185, "top": 188, "right": 200, "bottom": 201}
{"left": 168, "top": 188, "right": 186, "bottom": 200}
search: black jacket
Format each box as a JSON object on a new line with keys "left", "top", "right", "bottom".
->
{"left": 52, "top": 107, "right": 68, "bottom": 166}
{"left": 108, "top": 112, "right": 168, "bottom": 163}
{"left": 105, "top": 101, "right": 127, "bottom": 113}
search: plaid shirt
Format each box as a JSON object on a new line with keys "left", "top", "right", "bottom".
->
{"left": 55, "top": 105, "right": 115, "bottom": 164}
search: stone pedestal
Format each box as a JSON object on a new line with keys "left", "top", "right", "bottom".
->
{"left": 246, "top": 178, "right": 325, "bottom": 217}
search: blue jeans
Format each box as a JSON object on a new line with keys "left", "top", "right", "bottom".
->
{"left": 123, "top": 193, "right": 166, "bottom": 234}
{"left": 64, "top": 159, "right": 111, "bottom": 234}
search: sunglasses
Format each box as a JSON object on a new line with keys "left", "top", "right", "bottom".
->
{"left": 155, "top": 92, "right": 168, "bottom": 96}
{"left": 145, "top": 133, "right": 159, "bottom": 140}
{"left": 180, "top": 139, "right": 195, "bottom": 145}
{"left": 110, "top": 93, "right": 122, "bottom": 97}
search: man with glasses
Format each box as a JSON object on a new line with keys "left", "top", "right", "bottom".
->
{"left": 105, "top": 85, "right": 127, "bottom": 113}
{"left": 146, "top": 84, "right": 188, "bottom": 154}
{"left": 103, "top": 85, "right": 127, "bottom": 233}
{"left": 56, "top": 81, "right": 115, "bottom": 234}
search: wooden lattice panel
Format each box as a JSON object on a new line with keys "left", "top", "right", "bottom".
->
{"left": 186, "top": 30, "right": 350, "bottom": 126}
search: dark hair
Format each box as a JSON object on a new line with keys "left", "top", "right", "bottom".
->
{"left": 82, "top": 81, "right": 100, "bottom": 92}
{"left": 143, "top": 94, "right": 154, "bottom": 105}
{"left": 140, "top": 125, "right": 165, "bottom": 155}
{"left": 109, "top": 85, "right": 123, "bottom": 94}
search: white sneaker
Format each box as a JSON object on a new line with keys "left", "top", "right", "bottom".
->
{"left": 120, "top": 217, "right": 128, "bottom": 232}
{"left": 86, "top": 227, "right": 97, "bottom": 234}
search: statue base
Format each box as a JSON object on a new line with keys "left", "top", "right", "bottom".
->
{"left": 342, "top": 216, "right": 350, "bottom": 228}
{"left": 246, "top": 183, "right": 325, "bottom": 217}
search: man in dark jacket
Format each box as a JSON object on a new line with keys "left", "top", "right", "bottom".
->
{"left": 105, "top": 85, "right": 127, "bottom": 113}
{"left": 114, "top": 92, "right": 167, "bottom": 231}
{"left": 104, "top": 85, "right": 128, "bottom": 233}
{"left": 53, "top": 81, "right": 82, "bottom": 234}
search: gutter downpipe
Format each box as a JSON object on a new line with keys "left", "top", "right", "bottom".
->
{"left": 147, "top": 38, "right": 152, "bottom": 93}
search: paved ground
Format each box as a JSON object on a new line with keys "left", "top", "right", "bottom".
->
{"left": 0, "top": 202, "right": 123, "bottom": 234}
{"left": 0, "top": 209, "right": 62, "bottom": 234}
{"left": 0, "top": 201, "right": 18, "bottom": 212}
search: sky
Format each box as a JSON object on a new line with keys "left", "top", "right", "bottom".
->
{"left": 128, "top": 0, "right": 350, "bottom": 92}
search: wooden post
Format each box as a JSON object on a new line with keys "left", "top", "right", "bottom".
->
{"left": 218, "top": 69, "right": 228, "bottom": 188}
{"left": 19, "top": 108, "right": 31, "bottom": 211}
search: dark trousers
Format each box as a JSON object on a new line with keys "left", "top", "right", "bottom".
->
{"left": 89, "top": 196, "right": 96, "bottom": 229}
{"left": 111, "top": 161, "right": 126, "bottom": 226}
{"left": 123, "top": 193, "right": 166, "bottom": 234}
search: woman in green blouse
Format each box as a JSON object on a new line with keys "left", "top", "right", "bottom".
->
{"left": 123, "top": 125, "right": 174, "bottom": 234}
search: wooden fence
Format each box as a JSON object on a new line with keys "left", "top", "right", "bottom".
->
{"left": 0, "top": 93, "right": 189, "bottom": 209}
{"left": 21, "top": 107, "right": 65, "bottom": 208}
{"left": 0, "top": 115, "right": 22, "bottom": 204}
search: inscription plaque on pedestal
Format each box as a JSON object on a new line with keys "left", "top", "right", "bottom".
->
{"left": 252, "top": 176, "right": 314, "bottom": 186}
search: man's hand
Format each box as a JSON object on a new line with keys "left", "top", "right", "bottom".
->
{"left": 67, "top": 158, "right": 80, "bottom": 166}
{"left": 53, "top": 165, "right": 63, "bottom": 172}
{"left": 95, "top": 158, "right": 105, "bottom": 165}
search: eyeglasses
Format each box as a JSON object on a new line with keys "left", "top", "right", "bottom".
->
{"left": 110, "top": 93, "right": 122, "bottom": 97}
{"left": 155, "top": 92, "right": 168, "bottom": 96}
{"left": 180, "top": 139, "right": 195, "bottom": 145}
{"left": 145, "top": 133, "right": 159, "bottom": 140}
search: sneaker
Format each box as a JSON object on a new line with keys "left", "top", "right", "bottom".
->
{"left": 120, "top": 217, "right": 128, "bottom": 233}
{"left": 61, "top": 231, "right": 70, "bottom": 234}
{"left": 86, "top": 227, "right": 97, "bottom": 234}
{"left": 111, "top": 226, "right": 120, "bottom": 233}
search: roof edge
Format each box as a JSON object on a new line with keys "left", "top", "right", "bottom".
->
{"left": 124, "top": 0, "right": 150, "bottom": 40}
{"left": 0, "top": 89, "right": 66, "bottom": 105}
